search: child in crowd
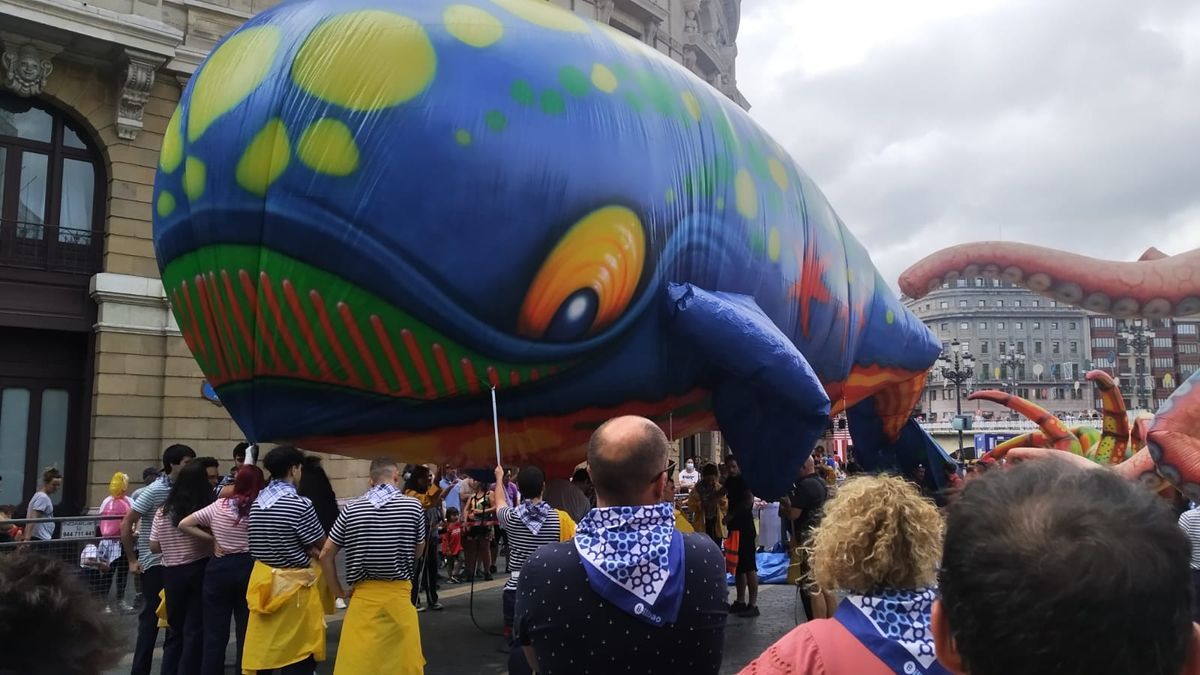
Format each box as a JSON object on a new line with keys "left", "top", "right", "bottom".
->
{"left": 440, "top": 507, "right": 465, "bottom": 583}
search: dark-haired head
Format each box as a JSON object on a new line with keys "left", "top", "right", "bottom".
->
{"left": 232, "top": 442, "right": 250, "bottom": 463}
{"left": 701, "top": 463, "right": 719, "bottom": 478}
{"left": 163, "top": 461, "right": 215, "bottom": 526}
{"left": 404, "top": 465, "right": 432, "bottom": 493}
{"left": 933, "top": 457, "right": 1193, "bottom": 675}
{"left": 298, "top": 453, "right": 338, "bottom": 531}
{"left": 162, "top": 444, "right": 196, "bottom": 477}
{"left": 263, "top": 445, "right": 305, "bottom": 482}
{"left": 231, "top": 465, "right": 266, "bottom": 520}
{"left": 0, "top": 552, "right": 123, "bottom": 674}
{"left": 516, "top": 466, "right": 545, "bottom": 500}
{"left": 586, "top": 416, "right": 669, "bottom": 507}
{"left": 571, "top": 468, "right": 591, "bottom": 485}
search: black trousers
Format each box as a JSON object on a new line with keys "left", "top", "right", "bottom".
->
{"left": 503, "top": 588, "right": 532, "bottom": 675}
{"left": 201, "top": 553, "right": 253, "bottom": 675}
{"left": 1192, "top": 569, "right": 1200, "bottom": 623}
{"left": 410, "top": 543, "right": 440, "bottom": 606}
{"left": 163, "top": 558, "right": 209, "bottom": 675}
{"left": 100, "top": 555, "right": 129, "bottom": 603}
{"left": 132, "top": 564, "right": 180, "bottom": 675}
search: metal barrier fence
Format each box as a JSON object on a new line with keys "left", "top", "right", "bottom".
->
{"left": 0, "top": 515, "right": 140, "bottom": 613}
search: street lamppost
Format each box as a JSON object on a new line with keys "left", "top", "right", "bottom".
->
{"left": 999, "top": 345, "right": 1026, "bottom": 394}
{"left": 936, "top": 339, "right": 976, "bottom": 456}
{"left": 1118, "top": 320, "right": 1155, "bottom": 410}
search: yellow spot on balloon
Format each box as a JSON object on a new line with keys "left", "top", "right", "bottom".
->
{"left": 183, "top": 157, "right": 206, "bottom": 201}
{"left": 160, "top": 107, "right": 183, "bottom": 173}
{"left": 455, "top": 129, "right": 472, "bottom": 145}
{"left": 293, "top": 11, "right": 436, "bottom": 111}
{"left": 188, "top": 26, "right": 281, "bottom": 142}
{"left": 297, "top": 119, "right": 360, "bottom": 176}
{"left": 665, "top": 188, "right": 676, "bottom": 204}
{"left": 767, "top": 228, "right": 781, "bottom": 262}
{"left": 886, "top": 309, "right": 895, "bottom": 325}
{"left": 489, "top": 0, "right": 589, "bottom": 33}
{"left": 715, "top": 197, "right": 725, "bottom": 210}
{"left": 847, "top": 269, "right": 854, "bottom": 283}
{"left": 444, "top": 5, "right": 504, "bottom": 47}
{"left": 735, "top": 169, "right": 758, "bottom": 219}
{"left": 237, "top": 119, "right": 291, "bottom": 197}
{"left": 591, "top": 64, "right": 618, "bottom": 93}
{"left": 157, "top": 191, "right": 176, "bottom": 217}
{"left": 768, "top": 157, "right": 789, "bottom": 190}
{"left": 681, "top": 91, "right": 701, "bottom": 121}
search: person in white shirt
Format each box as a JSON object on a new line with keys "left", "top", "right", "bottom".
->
{"left": 678, "top": 459, "right": 700, "bottom": 489}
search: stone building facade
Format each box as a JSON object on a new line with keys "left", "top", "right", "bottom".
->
{"left": 0, "top": 0, "right": 745, "bottom": 513}
{"left": 904, "top": 279, "right": 1096, "bottom": 421}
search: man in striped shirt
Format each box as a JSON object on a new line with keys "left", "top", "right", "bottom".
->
{"left": 1179, "top": 503, "right": 1200, "bottom": 621}
{"left": 493, "top": 464, "right": 574, "bottom": 675}
{"left": 244, "top": 446, "right": 328, "bottom": 675}
{"left": 320, "top": 458, "right": 427, "bottom": 674}
{"left": 120, "top": 443, "right": 195, "bottom": 675}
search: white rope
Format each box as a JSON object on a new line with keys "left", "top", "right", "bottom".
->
{"left": 490, "top": 386, "right": 502, "bottom": 468}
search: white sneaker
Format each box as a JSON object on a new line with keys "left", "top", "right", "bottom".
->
{"left": 335, "top": 598, "right": 347, "bottom": 610}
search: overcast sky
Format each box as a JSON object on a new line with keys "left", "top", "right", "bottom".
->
{"left": 737, "top": 0, "right": 1200, "bottom": 289}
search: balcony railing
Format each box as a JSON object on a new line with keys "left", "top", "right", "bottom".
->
{"left": 0, "top": 219, "right": 100, "bottom": 275}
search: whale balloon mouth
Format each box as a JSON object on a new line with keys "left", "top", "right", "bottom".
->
{"left": 162, "top": 243, "right": 575, "bottom": 400}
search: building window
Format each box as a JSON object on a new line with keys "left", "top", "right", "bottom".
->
{"left": 977, "top": 299, "right": 985, "bottom": 307}
{"left": 1032, "top": 301, "right": 1040, "bottom": 307}
{"left": 1153, "top": 357, "right": 1174, "bottom": 369}
{"left": 1050, "top": 301, "right": 1057, "bottom": 307}
{"left": 995, "top": 300, "right": 1004, "bottom": 307}
{"left": 940, "top": 322, "right": 949, "bottom": 332}
{"left": 1179, "top": 344, "right": 1199, "bottom": 354}
{"left": 1094, "top": 317, "right": 1115, "bottom": 328}
{"left": 1092, "top": 337, "right": 1116, "bottom": 348}
{"left": 1070, "top": 341, "right": 1078, "bottom": 354}
{"left": 999, "top": 341, "right": 1007, "bottom": 353}
{"left": 1068, "top": 321, "right": 1077, "bottom": 330}
{"left": 1033, "top": 321, "right": 1041, "bottom": 329}
{"left": 982, "top": 362, "right": 991, "bottom": 378}
{"left": 975, "top": 277, "right": 984, "bottom": 287}
{"left": 940, "top": 301, "right": 949, "bottom": 309}
{"left": 1052, "top": 341, "right": 1060, "bottom": 354}
{"left": 981, "top": 342, "right": 989, "bottom": 354}
{"left": 1176, "top": 324, "right": 1198, "bottom": 335}
{"left": 959, "top": 321, "right": 969, "bottom": 330}
{"left": 1017, "top": 341, "right": 1026, "bottom": 354}
{"left": 1182, "top": 364, "right": 1199, "bottom": 376}
{"left": 1051, "top": 322, "right": 1059, "bottom": 330}
{"left": 1035, "top": 341, "right": 1043, "bottom": 354}
{"left": 955, "top": 279, "right": 967, "bottom": 287}
{"left": 924, "top": 303, "right": 930, "bottom": 311}
{"left": 958, "top": 300, "right": 968, "bottom": 308}
{"left": 1015, "top": 322, "right": 1024, "bottom": 330}
{"left": 1154, "top": 338, "right": 1172, "bottom": 348}
{"left": 0, "top": 93, "right": 104, "bottom": 273}
{"left": 1014, "top": 300, "right": 1022, "bottom": 307}
{"left": 997, "top": 322, "right": 1006, "bottom": 330}
{"left": 979, "top": 322, "right": 988, "bottom": 330}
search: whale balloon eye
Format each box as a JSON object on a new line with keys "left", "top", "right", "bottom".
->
{"left": 519, "top": 206, "right": 645, "bottom": 341}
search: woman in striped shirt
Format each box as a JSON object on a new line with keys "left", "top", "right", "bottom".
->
{"left": 149, "top": 459, "right": 218, "bottom": 675}
{"left": 180, "top": 464, "right": 266, "bottom": 675}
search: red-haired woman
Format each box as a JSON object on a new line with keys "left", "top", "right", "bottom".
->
{"left": 180, "top": 464, "right": 266, "bottom": 675}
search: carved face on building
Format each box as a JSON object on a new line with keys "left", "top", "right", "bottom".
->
{"left": 3, "top": 44, "right": 53, "bottom": 97}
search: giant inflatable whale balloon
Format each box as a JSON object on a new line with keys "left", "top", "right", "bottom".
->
{"left": 152, "top": 0, "right": 944, "bottom": 497}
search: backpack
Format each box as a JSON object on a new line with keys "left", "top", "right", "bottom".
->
{"left": 99, "top": 496, "right": 130, "bottom": 538}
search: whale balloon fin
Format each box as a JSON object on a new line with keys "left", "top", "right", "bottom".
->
{"left": 668, "top": 283, "right": 830, "bottom": 499}
{"left": 848, "top": 396, "right": 954, "bottom": 491}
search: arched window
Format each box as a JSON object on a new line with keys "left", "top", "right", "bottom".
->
{"left": 0, "top": 92, "right": 104, "bottom": 274}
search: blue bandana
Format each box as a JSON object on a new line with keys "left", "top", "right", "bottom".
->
{"left": 366, "top": 483, "right": 401, "bottom": 509}
{"left": 574, "top": 503, "right": 683, "bottom": 627}
{"left": 833, "top": 588, "right": 951, "bottom": 675}
{"left": 515, "top": 500, "right": 553, "bottom": 535}
{"left": 255, "top": 479, "right": 299, "bottom": 510}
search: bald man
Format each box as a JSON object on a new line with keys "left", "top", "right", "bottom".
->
{"left": 512, "top": 416, "right": 728, "bottom": 675}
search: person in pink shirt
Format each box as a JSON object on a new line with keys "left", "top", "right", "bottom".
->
{"left": 740, "top": 475, "right": 948, "bottom": 675}
{"left": 180, "top": 464, "right": 265, "bottom": 675}
{"left": 97, "top": 472, "right": 133, "bottom": 612}
{"left": 149, "top": 458, "right": 218, "bottom": 675}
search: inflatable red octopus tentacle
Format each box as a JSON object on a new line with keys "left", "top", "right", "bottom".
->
{"left": 983, "top": 431, "right": 1047, "bottom": 462}
{"left": 899, "top": 242, "right": 1200, "bottom": 318}
{"left": 967, "top": 390, "right": 1082, "bottom": 454}
{"left": 1146, "top": 372, "right": 1200, "bottom": 502}
{"left": 1086, "top": 370, "right": 1130, "bottom": 464}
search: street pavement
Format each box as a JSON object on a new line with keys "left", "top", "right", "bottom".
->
{"left": 108, "top": 575, "right": 801, "bottom": 674}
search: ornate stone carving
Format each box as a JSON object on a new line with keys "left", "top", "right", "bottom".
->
{"left": 116, "top": 50, "right": 162, "bottom": 141}
{"left": 683, "top": 46, "right": 699, "bottom": 73}
{"left": 596, "top": 0, "right": 615, "bottom": 24}
{"left": 2, "top": 43, "right": 53, "bottom": 97}
{"left": 645, "top": 18, "right": 660, "bottom": 47}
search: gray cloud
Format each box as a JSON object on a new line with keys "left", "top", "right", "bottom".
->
{"left": 737, "top": 0, "right": 1200, "bottom": 288}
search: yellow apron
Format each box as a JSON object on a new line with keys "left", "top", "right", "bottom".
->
{"left": 334, "top": 580, "right": 424, "bottom": 675}
{"left": 156, "top": 589, "right": 168, "bottom": 628}
{"left": 673, "top": 508, "right": 695, "bottom": 533}
{"left": 555, "top": 509, "right": 576, "bottom": 541}
{"left": 242, "top": 561, "right": 329, "bottom": 673}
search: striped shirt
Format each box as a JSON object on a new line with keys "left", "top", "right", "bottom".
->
{"left": 150, "top": 508, "right": 211, "bottom": 567}
{"left": 330, "top": 485, "right": 425, "bottom": 584}
{"left": 248, "top": 483, "right": 325, "bottom": 569}
{"left": 498, "top": 503, "right": 562, "bottom": 591}
{"left": 189, "top": 498, "right": 251, "bottom": 555}
{"left": 131, "top": 476, "right": 172, "bottom": 569}
{"left": 1179, "top": 508, "right": 1200, "bottom": 570}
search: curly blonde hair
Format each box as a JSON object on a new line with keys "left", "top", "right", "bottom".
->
{"left": 809, "top": 474, "right": 943, "bottom": 593}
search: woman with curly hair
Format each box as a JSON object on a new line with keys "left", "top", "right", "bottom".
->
{"left": 740, "top": 474, "right": 949, "bottom": 675}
